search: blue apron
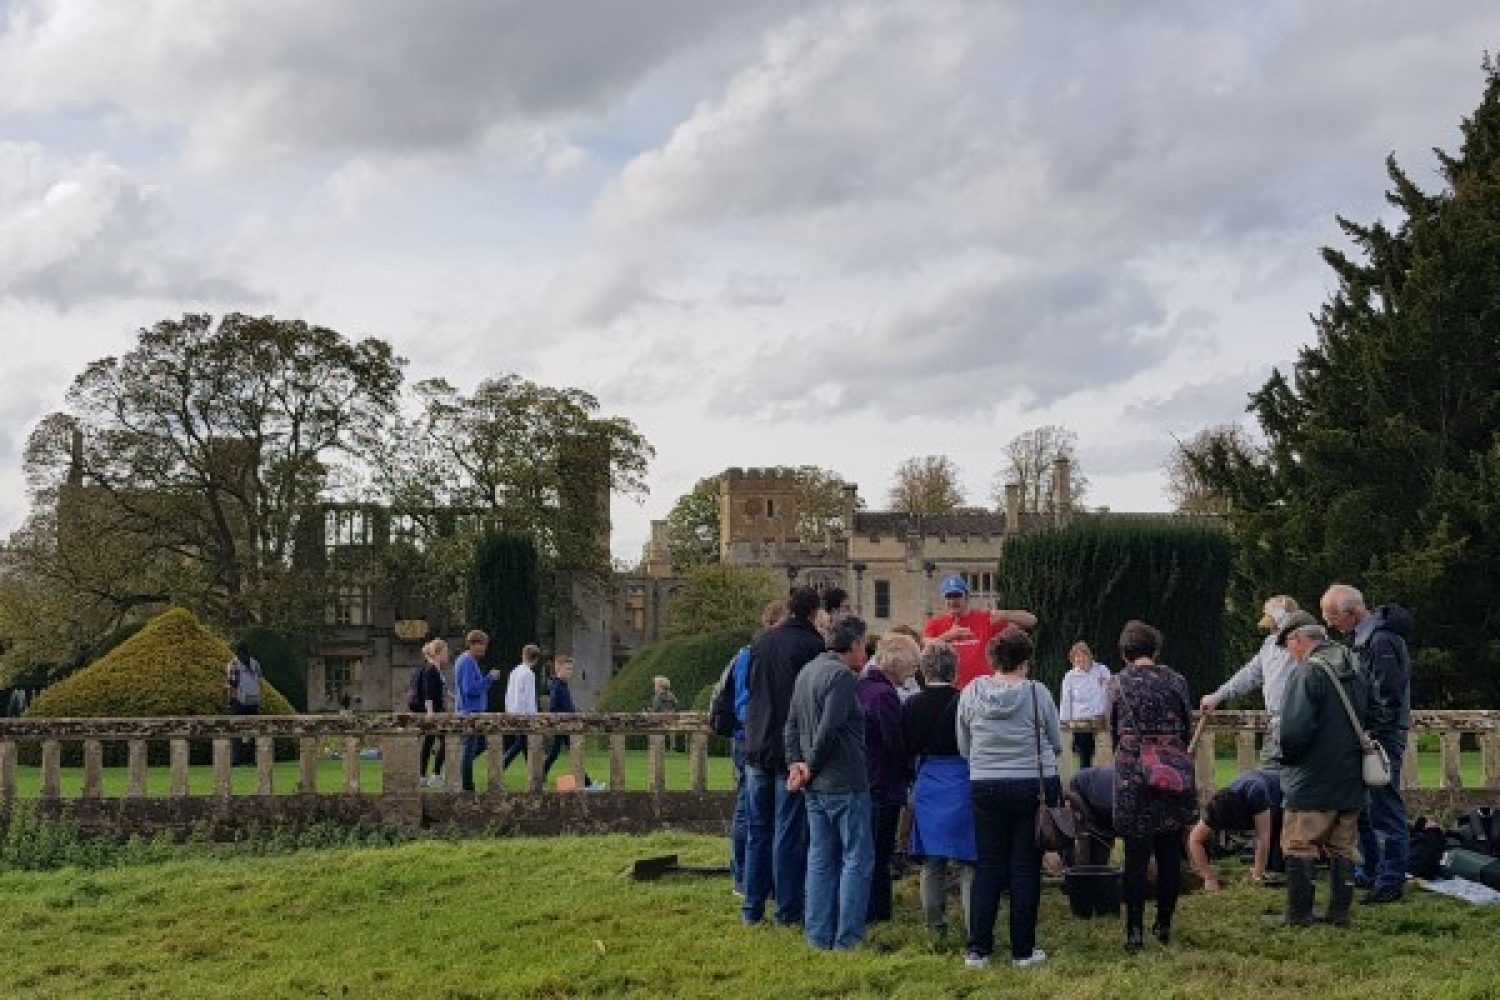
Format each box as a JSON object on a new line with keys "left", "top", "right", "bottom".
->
{"left": 910, "top": 755, "right": 977, "bottom": 862}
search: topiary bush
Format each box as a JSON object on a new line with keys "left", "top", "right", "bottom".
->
{"left": 240, "top": 626, "right": 306, "bottom": 711}
{"left": 600, "top": 629, "right": 748, "bottom": 715}
{"left": 24, "top": 607, "right": 296, "bottom": 765}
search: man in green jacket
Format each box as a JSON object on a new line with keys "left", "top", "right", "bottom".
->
{"left": 1275, "top": 611, "right": 1370, "bottom": 928}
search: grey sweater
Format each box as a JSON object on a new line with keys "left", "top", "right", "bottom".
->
{"left": 784, "top": 651, "right": 868, "bottom": 794}
{"left": 957, "top": 677, "right": 1062, "bottom": 781}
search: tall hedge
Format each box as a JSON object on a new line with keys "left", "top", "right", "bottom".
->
{"left": 1000, "top": 517, "right": 1232, "bottom": 698}
{"left": 240, "top": 626, "right": 306, "bottom": 711}
{"left": 600, "top": 629, "right": 749, "bottom": 715}
{"left": 468, "top": 532, "right": 539, "bottom": 670}
{"left": 24, "top": 607, "right": 295, "bottom": 765}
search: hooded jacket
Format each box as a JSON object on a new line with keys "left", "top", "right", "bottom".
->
{"left": 1279, "top": 640, "right": 1369, "bottom": 812}
{"left": 744, "top": 616, "right": 827, "bottom": 772}
{"left": 956, "top": 676, "right": 1062, "bottom": 782}
{"left": 1353, "top": 604, "right": 1414, "bottom": 737}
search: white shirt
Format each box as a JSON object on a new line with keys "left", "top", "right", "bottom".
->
{"left": 1058, "top": 662, "right": 1112, "bottom": 722}
{"left": 504, "top": 663, "right": 537, "bottom": 714}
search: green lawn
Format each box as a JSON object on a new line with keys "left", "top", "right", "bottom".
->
{"left": 0, "top": 833, "right": 1497, "bottom": 998}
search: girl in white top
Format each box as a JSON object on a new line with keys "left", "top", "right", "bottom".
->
{"left": 1058, "top": 641, "right": 1112, "bottom": 770}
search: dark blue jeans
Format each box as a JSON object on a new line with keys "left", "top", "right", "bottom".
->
{"left": 968, "top": 776, "right": 1058, "bottom": 961}
{"left": 867, "top": 798, "right": 903, "bottom": 922}
{"left": 502, "top": 734, "right": 528, "bottom": 770}
{"left": 460, "top": 735, "right": 488, "bottom": 792}
{"left": 731, "top": 738, "right": 748, "bottom": 892}
{"left": 1358, "top": 735, "right": 1409, "bottom": 890}
{"left": 742, "top": 765, "right": 809, "bottom": 925}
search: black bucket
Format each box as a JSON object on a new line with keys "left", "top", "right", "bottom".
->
{"left": 1065, "top": 865, "right": 1123, "bottom": 918}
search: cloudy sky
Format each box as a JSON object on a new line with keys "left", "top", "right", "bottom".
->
{"left": 1, "top": 1, "right": 1496, "bottom": 561}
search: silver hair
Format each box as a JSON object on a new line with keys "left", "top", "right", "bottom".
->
{"left": 1323, "top": 584, "right": 1366, "bottom": 614}
{"left": 920, "top": 639, "right": 959, "bottom": 682}
{"left": 1292, "top": 623, "right": 1329, "bottom": 643}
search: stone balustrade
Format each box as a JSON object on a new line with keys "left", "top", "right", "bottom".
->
{"left": 1062, "top": 709, "right": 1500, "bottom": 813}
{"left": 0, "top": 713, "right": 730, "bottom": 837}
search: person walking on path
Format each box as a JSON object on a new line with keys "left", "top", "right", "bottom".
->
{"left": 541, "top": 655, "right": 596, "bottom": 788}
{"left": 416, "top": 638, "right": 450, "bottom": 786}
{"left": 957, "top": 625, "right": 1061, "bottom": 970}
{"left": 501, "top": 645, "right": 541, "bottom": 771}
{"left": 923, "top": 576, "right": 1038, "bottom": 690}
{"left": 454, "top": 630, "right": 503, "bottom": 792}
{"left": 785, "top": 616, "right": 875, "bottom": 951}
{"left": 1321, "top": 584, "right": 1413, "bottom": 904}
{"left": 1058, "top": 641, "right": 1111, "bottom": 770}
{"left": 1276, "top": 611, "right": 1369, "bottom": 928}
{"left": 901, "top": 639, "right": 976, "bottom": 939}
{"left": 1109, "top": 620, "right": 1196, "bottom": 954}
{"left": 226, "top": 641, "right": 263, "bottom": 767}
{"left": 1200, "top": 596, "right": 1300, "bottom": 766}
{"left": 742, "top": 586, "right": 827, "bottom": 927}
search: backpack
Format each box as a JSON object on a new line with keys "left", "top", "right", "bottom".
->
{"left": 406, "top": 666, "right": 425, "bottom": 713}
{"left": 1407, "top": 818, "right": 1451, "bottom": 879}
{"left": 709, "top": 648, "right": 746, "bottom": 738}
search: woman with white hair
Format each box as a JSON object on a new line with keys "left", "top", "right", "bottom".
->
{"left": 900, "top": 639, "right": 976, "bottom": 939}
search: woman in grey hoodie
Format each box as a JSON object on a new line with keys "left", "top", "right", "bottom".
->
{"left": 956, "top": 626, "right": 1063, "bottom": 970}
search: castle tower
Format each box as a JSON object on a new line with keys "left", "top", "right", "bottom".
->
{"left": 718, "top": 467, "right": 802, "bottom": 564}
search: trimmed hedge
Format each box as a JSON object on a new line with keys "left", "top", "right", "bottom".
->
{"left": 24, "top": 608, "right": 295, "bottom": 765}
{"left": 241, "top": 626, "right": 306, "bottom": 711}
{"left": 599, "top": 629, "right": 749, "bottom": 715}
{"left": 1000, "top": 516, "right": 1233, "bottom": 699}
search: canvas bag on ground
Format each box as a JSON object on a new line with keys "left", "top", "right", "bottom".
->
{"left": 1030, "top": 682, "right": 1076, "bottom": 851}
{"left": 1314, "top": 659, "right": 1391, "bottom": 788}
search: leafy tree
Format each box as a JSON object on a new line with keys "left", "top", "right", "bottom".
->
{"left": 993, "top": 425, "right": 1089, "bottom": 512}
{"left": 21, "top": 314, "right": 403, "bottom": 636}
{"left": 1191, "top": 62, "right": 1500, "bottom": 707}
{"left": 468, "top": 532, "right": 540, "bottom": 672}
{"left": 663, "top": 466, "right": 852, "bottom": 568}
{"left": 888, "top": 455, "right": 964, "bottom": 515}
{"left": 665, "top": 564, "right": 782, "bottom": 638}
{"left": 1164, "top": 425, "right": 1254, "bottom": 515}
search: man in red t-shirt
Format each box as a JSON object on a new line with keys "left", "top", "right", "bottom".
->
{"left": 922, "top": 576, "right": 1038, "bottom": 690}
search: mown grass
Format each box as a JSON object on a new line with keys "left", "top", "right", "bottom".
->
{"left": 6, "top": 749, "right": 1479, "bottom": 799}
{"left": 0, "top": 832, "right": 1497, "bottom": 999}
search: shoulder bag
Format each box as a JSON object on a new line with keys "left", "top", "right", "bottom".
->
{"left": 1030, "top": 682, "right": 1077, "bottom": 851}
{"left": 1116, "top": 673, "right": 1196, "bottom": 797}
{"left": 1314, "top": 659, "right": 1392, "bottom": 788}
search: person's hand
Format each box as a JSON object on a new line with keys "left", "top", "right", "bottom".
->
{"left": 1041, "top": 852, "right": 1064, "bottom": 877}
{"left": 941, "top": 626, "right": 974, "bottom": 642}
{"left": 1198, "top": 694, "right": 1220, "bottom": 713}
{"left": 786, "top": 763, "right": 810, "bottom": 792}
{"left": 487, "top": 669, "right": 503, "bottom": 680}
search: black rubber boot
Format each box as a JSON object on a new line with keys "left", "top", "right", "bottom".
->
{"left": 1324, "top": 857, "right": 1354, "bottom": 928}
{"left": 1152, "top": 904, "right": 1174, "bottom": 945}
{"left": 1282, "top": 857, "right": 1317, "bottom": 927}
{"left": 1125, "top": 906, "right": 1145, "bottom": 954}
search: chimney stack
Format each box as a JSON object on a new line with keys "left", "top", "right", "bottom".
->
{"left": 1052, "top": 456, "right": 1072, "bottom": 526}
{"left": 1004, "top": 482, "right": 1021, "bottom": 535}
{"left": 646, "top": 520, "right": 672, "bottom": 579}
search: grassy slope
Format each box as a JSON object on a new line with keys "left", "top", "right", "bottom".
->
{"left": 6, "top": 752, "right": 1482, "bottom": 799}
{"left": 1, "top": 833, "right": 1498, "bottom": 999}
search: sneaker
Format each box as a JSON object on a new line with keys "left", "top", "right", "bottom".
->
{"left": 585, "top": 781, "right": 605, "bottom": 793}
{"left": 964, "top": 952, "right": 991, "bottom": 969}
{"left": 1012, "top": 949, "right": 1048, "bottom": 969}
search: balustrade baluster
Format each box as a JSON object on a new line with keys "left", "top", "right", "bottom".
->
{"left": 1095, "top": 729, "right": 1114, "bottom": 769}
{"left": 169, "top": 739, "right": 191, "bottom": 798}
{"left": 257, "top": 738, "right": 275, "bottom": 795}
{"left": 1441, "top": 731, "right": 1464, "bottom": 790}
{"left": 1235, "top": 730, "right": 1258, "bottom": 773}
{"left": 127, "top": 740, "right": 148, "bottom": 799}
{"left": 690, "top": 733, "right": 708, "bottom": 793}
{"left": 569, "top": 734, "right": 587, "bottom": 789}
{"left": 1194, "top": 730, "right": 1216, "bottom": 797}
{"left": 343, "top": 737, "right": 360, "bottom": 793}
{"left": 527, "top": 733, "right": 546, "bottom": 793}
{"left": 213, "top": 739, "right": 232, "bottom": 797}
{"left": 1403, "top": 731, "right": 1421, "bottom": 790}
{"left": 1482, "top": 733, "right": 1500, "bottom": 791}
{"left": 484, "top": 737, "right": 503, "bottom": 796}
{"left": 609, "top": 735, "right": 627, "bottom": 791}
{"left": 82, "top": 739, "right": 103, "bottom": 800}
{"left": 446, "top": 735, "right": 464, "bottom": 794}
{"left": 299, "top": 738, "right": 319, "bottom": 794}
{"left": 39, "top": 739, "right": 61, "bottom": 800}
{"left": 0, "top": 740, "right": 15, "bottom": 803}
{"left": 647, "top": 734, "right": 666, "bottom": 794}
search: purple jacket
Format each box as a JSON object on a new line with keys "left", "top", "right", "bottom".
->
{"left": 857, "top": 667, "right": 910, "bottom": 805}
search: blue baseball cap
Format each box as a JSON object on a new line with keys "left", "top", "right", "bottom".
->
{"left": 940, "top": 576, "right": 969, "bottom": 597}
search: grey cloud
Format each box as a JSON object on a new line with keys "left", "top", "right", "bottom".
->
{"left": 720, "top": 263, "right": 1171, "bottom": 419}
{"left": 0, "top": 142, "right": 255, "bottom": 306}
{"left": 1124, "top": 368, "right": 1275, "bottom": 433}
{"left": 0, "top": 1, "right": 799, "bottom": 166}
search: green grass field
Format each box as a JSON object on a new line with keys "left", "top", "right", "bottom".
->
{"left": 5, "top": 749, "right": 1480, "bottom": 799}
{"left": 0, "top": 832, "right": 1497, "bottom": 999}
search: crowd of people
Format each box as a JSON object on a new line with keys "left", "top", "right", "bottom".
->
{"left": 717, "top": 576, "right": 1414, "bottom": 969}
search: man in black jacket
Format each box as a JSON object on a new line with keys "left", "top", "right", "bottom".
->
{"left": 1321, "top": 584, "right": 1414, "bottom": 904}
{"left": 741, "top": 586, "right": 827, "bottom": 926}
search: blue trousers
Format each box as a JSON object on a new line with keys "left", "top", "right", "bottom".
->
{"left": 1357, "top": 735, "right": 1409, "bottom": 890}
{"left": 742, "top": 765, "right": 808, "bottom": 925}
{"left": 805, "top": 789, "right": 875, "bottom": 950}
{"left": 731, "top": 738, "right": 748, "bottom": 891}
{"left": 460, "top": 735, "right": 488, "bottom": 792}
